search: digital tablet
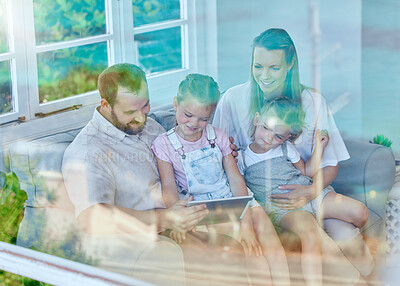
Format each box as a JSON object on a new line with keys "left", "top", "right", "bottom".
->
{"left": 187, "top": 195, "right": 253, "bottom": 225}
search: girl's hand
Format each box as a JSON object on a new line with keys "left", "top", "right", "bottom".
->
{"left": 170, "top": 229, "right": 186, "bottom": 244}
{"left": 315, "top": 129, "right": 329, "bottom": 150}
{"left": 240, "top": 222, "right": 263, "bottom": 257}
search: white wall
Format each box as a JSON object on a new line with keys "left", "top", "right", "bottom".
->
{"left": 362, "top": 0, "right": 400, "bottom": 154}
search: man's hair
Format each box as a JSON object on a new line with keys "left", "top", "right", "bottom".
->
{"left": 176, "top": 73, "right": 220, "bottom": 106}
{"left": 98, "top": 63, "right": 147, "bottom": 106}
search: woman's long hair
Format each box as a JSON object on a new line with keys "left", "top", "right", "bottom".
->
{"left": 249, "top": 28, "right": 305, "bottom": 118}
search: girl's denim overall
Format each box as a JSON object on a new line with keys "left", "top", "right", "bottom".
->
{"left": 166, "top": 125, "right": 233, "bottom": 201}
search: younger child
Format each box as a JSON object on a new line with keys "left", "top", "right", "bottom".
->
{"left": 151, "top": 74, "right": 290, "bottom": 286}
{"left": 239, "top": 97, "right": 376, "bottom": 286}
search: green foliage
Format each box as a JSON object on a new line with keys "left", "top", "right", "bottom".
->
{"left": 33, "top": 0, "right": 106, "bottom": 44}
{"left": 0, "top": 172, "right": 27, "bottom": 244}
{"left": 0, "top": 170, "right": 95, "bottom": 284}
{"left": 136, "top": 27, "right": 181, "bottom": 74}
{"left": 39, "top": 64, "right": 105, "bottom": 103}
{"left": 369, "top": 134, "right": 392, "bottom": 149}
{"left": 0, "top": 61, "right": 12, "bottom": 115}
{"left": 0, "top": 171, "right": 50, "bottom": 285}
{"left": 0, "top": 271, "right": 51, "bottom": 286}
{"left": 132, "top": 0, "right": 180, "bottom": 26}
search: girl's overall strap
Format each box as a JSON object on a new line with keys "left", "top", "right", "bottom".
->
{"left": 281, "top": 142, "right": 288, "bottom": 157}
{"left": 205, "top": 124, "right": 216, "bottom": 148}
{"left": 166, "top": 128, "right": 185, "bottom": 158}
{"left": 240, "top": 147, "right": 248, "bottom": 169}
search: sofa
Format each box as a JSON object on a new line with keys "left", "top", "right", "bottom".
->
{"left": 2, "top": 103, "right": 396, "bottom": 282}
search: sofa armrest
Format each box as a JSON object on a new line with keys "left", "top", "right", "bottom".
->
{"left": 331, "top": 138, "right": 396, "bottom": 220}
{"left": 8, "top": 128, "right": 83, "bottom": 250}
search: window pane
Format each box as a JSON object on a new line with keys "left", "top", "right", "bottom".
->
{"left": 0, "top": 60, "right": 13, "bottom": 115}
{"left": 133, "top": 0, "right": 181, "bottom": 27}
{"left": 135, "top": 27, "right": 182, "bottom": 74}
{"left": 33, "top": 0, "right": 106, "bottom": 44}
{"left": 0, "top": 0, "right": 8, "bottom": 53}
{"left": 37, "top": 42, "right": 108, "bottom": 103}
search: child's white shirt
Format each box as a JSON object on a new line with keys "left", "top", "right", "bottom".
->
{"left": 238, "top": 141, "right": 301, "bottom": 175}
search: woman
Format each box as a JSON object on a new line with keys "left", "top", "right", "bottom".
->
{"left": 214, "top": 28, "right": 348, "bottom": 206}
{"left": 213, "top": 28, "right": 374, "bottom": 281}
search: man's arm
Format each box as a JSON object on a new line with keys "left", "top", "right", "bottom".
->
{"left": 77, "top": 200, "right": 209, "bottom": 235}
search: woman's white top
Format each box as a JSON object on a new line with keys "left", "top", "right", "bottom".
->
{"left": 212, "top": 81, "right": 349, "bottom": 168}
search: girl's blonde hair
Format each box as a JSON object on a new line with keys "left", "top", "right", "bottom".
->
{"left": 249, "top": 97, "right": 305, "bottom": 142}
{"left": 176, "top": 74, "right": 220, "bottom": 105}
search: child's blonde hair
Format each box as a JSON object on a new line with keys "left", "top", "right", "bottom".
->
{"left": 249, "top": 97, "right": 306, "bottom": 141}
{"left": 176, "top": 74, "right": 220, "bottom": 106}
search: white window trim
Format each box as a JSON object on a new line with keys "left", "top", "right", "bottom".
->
{"left": 0, "top": 0, "right": 218, "bottom": 146}
{"left": 0, "top": 0, "right": 29, "bottom": 124}
{"left": 0, "top": 242, "right": 150, "bottom": 286}
{"left": 23, "top": 0, "right": 114, "bottom": 117}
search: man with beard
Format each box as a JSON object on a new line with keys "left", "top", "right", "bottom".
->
{"left": 62, "top": 64, "right": 249, "bottom": 285}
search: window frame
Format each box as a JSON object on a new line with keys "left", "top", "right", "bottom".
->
{"left": 23, "top": 0, "right": 115, "bottom": 117}
{"left": 0, "top": 0, "right": 217, "bottom": 145}
{"left": 0, "top": 0, "right": 29, "bottom": 125}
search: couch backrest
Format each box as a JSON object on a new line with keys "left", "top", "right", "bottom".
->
{"left": 9, "top": 129, "right": 82, "bottom": 211}
{"left": 7, "top": 104, "right": 396, "bottom": 222}
{"left": 148, "top": 104, "right": 175, "bottom": 131}
{"left": 7, "top": 105, "right": 175, "bottom": 211}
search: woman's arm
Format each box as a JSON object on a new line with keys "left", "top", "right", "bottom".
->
{"left": 156, "top": 157, "right": 180, "bottom": 208}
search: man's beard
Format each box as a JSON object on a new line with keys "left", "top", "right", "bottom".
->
{"left": 110, "top": 109, "right": 146, "bottom": 135}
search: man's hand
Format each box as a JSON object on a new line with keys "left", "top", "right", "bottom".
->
{"left": 229, "top": 136, "right": 238, "bottom": 162}
{"left": 270, "top": 184, "right": 317, "bottom": 210}
{"left": 161, "top": 197, "right": 208, "bottom": 233}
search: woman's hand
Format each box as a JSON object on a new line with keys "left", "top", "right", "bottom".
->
{"left": 270, "top": 184, "right": 317, "bottom": 209}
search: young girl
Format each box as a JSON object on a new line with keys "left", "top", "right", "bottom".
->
{"left": 238, "top": 97, "right": 375, "bottom": 286}
{"left": 151, "top": 74, "right": 290, "bottom": 286}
